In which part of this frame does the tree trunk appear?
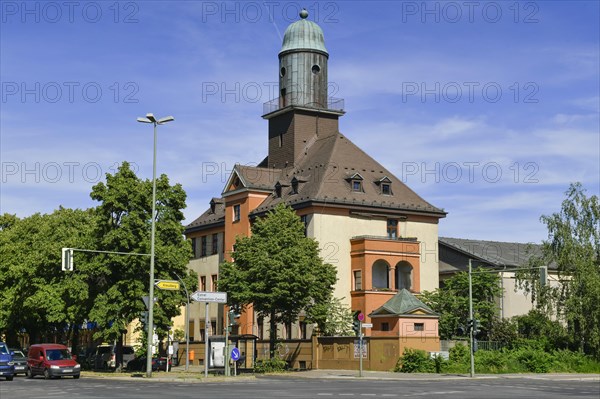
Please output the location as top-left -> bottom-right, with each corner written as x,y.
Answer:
269,311 -> 277,359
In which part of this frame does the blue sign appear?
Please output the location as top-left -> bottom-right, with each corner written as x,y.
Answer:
231,347 -> 240,361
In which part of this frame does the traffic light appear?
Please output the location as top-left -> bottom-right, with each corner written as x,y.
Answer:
140,311 -> 149,326
467,319 -> 474,332
352,310 -> 361,336
228,305 -> 241,326
473,319 -> 481,336
61,248 -> 73,271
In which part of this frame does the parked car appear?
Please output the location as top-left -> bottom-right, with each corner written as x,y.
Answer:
0,342 -> 14,381
92,344 -> 136,370
26,344 -> 80,379
126,356 -> 171,372
9,348 -> 27,376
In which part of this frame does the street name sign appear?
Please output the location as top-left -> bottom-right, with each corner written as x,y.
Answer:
191,291 -> 227,303
362,323 -> 373,328
155,280 -> 180,290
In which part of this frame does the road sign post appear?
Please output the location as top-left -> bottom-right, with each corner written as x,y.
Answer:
190,291 -> 228,377
231,347 -> 240,377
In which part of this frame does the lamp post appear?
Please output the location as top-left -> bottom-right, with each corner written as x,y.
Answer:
137,113 -> 174,377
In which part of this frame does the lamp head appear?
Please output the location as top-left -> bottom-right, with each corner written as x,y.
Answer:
158,116 -> 175,124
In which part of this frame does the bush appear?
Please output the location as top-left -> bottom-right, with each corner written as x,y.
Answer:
254,357 -> 287,373
475,350 -> 507,373
394,348 -> 434,373
513,348 -> 555,373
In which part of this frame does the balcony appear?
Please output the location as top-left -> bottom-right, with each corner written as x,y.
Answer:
350,236 -> 420,256
263,97 -> 345,115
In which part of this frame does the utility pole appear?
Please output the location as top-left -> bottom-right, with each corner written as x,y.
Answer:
468,259 -> 475,378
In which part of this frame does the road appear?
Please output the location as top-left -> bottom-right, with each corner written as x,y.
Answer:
2,375 -> 599,399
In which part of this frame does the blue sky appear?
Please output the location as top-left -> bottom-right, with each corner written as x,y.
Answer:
1,0 -> 599,244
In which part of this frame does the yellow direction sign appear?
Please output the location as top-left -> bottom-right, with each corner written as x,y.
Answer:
155,280 -> 180,290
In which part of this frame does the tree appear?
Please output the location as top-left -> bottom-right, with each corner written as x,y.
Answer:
518,183 -> 600,358
421,269 -> 502,340
0,208 -> 97,347
218,204 -> 337,356
307,296 -> 354,336
88,162 -> 195,365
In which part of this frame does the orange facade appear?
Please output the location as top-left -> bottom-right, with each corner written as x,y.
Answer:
349,237 -> 421,334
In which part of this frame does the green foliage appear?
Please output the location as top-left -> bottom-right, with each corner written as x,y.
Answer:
254,357 -> 288,373
394,348 -> 434,373
489,317 -> 518,347
89,162 -> 195,344
421,270 -> 501,340
306,296 -> 354,336
516,183 -> 600,359
218,204 -> 337,356
449,342 -> 469,363
0,162 -> 195,351
513,310 -> 569,351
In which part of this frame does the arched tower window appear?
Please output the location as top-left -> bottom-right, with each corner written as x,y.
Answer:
372,260 -> 390,289
396,261 -> 413,290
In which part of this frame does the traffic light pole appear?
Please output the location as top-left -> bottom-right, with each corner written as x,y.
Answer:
467,260 -> 549,378
359,322 -> 363,378
468,260 -> 475,378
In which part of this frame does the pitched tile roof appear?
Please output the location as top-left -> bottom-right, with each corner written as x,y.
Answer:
439,237 -> 553,273
252,132 -> 446,217
369,289 -> 438,317
185,132 -> 446,233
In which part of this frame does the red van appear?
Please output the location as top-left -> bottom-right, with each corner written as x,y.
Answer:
26,344 -> 80,379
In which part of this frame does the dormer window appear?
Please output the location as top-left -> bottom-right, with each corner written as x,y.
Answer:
346,173 -> 364,193
376,176 -> 393,195
382,183 -> 391,195
291,177 -> 299,195
275,182 -> 282,198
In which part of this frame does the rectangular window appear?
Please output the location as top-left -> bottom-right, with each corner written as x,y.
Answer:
300,215 -> 308,236
211,274 -> 218,291
414,323 -> 424,332
285,322 -> 292,340
257,317 -> 264,340
200,276 -> 206,291
233,204 -> 241,222
381,322 -> 390,332
353,270 -> 362,291
387,219 -> 398,239
201,236 -> 207,257
300,321 -> 308,340
382,183 -> 391,195
352,180 -> 362,192
191,238 -> 197,258
212,233 -> 218,254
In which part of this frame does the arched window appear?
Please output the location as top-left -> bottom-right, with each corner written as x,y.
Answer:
372,260 -> 390,289
396,261 -> 413,290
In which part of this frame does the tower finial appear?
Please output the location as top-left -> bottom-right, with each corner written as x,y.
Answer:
299,9 -> 308,19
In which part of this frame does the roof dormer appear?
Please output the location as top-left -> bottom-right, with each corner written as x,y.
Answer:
375,176 -> 393,195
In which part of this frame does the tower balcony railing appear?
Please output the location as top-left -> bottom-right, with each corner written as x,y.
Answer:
263,97 -> 345,115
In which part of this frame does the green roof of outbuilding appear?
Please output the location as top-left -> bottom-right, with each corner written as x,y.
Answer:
280,11 -> 328,56
370,289 -> 438,317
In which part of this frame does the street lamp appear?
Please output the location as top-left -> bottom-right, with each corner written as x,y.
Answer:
137,113 -> 174,377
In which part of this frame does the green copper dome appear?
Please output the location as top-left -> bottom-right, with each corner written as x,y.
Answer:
279,10 -> 328,56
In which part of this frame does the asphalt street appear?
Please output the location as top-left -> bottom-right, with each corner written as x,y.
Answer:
2,374 -> 599,399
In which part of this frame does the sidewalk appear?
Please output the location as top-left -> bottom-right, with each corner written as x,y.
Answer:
82,365 -> 600,383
